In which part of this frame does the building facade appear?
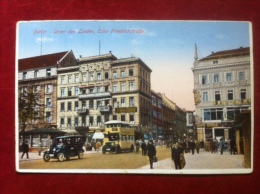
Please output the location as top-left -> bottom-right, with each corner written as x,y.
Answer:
57,52 -> 152,138
192,46 -> 251,142
151,90 -> 163,140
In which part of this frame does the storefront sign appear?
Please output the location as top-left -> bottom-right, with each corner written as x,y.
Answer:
115,107 -> 137,113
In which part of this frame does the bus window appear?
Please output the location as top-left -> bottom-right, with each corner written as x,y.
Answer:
108,133 -> 119,141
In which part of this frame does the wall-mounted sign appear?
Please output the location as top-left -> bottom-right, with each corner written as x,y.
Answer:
115,107 -> 137,113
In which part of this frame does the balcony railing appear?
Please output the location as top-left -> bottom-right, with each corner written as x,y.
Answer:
76,108 -> 89,115
78,92 -> 111,99
212,99 -> 251,106
98,105 -> 111,113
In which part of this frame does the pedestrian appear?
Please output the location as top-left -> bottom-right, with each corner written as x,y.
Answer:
210,140 -> 214,153
219,138 -> 224,155
200,139 -> 205,152
190,140 -> 195,155
135,139 -> 140,153
147,139 -> 156,169
195,140 -> 200,154
230,138 -> 236,155
96,141 -> 101,152
21,141 -> 29,159
141,140 -> 147,156
37,140 -> 42,156
171,142 -> 183,170
213,138 -> 219,153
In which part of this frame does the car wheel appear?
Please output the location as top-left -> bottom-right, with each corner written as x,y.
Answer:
58,153 -> 65,162
43,153 -> 50,162
78,150 -> 84,159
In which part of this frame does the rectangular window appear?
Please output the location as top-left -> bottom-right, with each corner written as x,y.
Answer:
121,83 -> 126,92
82,116 -> 86,126
97,116 -> 101,126
129,97 -> 134,106
214,74 -> 219,83
34,70 -> 39,78
240,89 -> 246,100
68,75 -> 72,83
121,70 -> 125,78
75,87 -> 79,95
97,100 -> 102,108
202,75 -> 207,85
82,73 -> 87,82
82,101 -> 86,109
113,98 -> 117,107
121,115 -> 126,121
23,72 -> 27,79
75,101 -> 79,110
46,84 -> 52,93
105,72 -> 109,79
113,84 -> 117,92
61,88 -> 65,97
239,72 -> 245,80
81,88 -> 86,94
215,91 -> 221,101
113,71 -> 117,78
68,118 -> 71,128
202,92 -> 208,102
60,102 -> 65,112
90,73 -> 94,81
89,88 -> 94,93
75,74 -> 79,83
46,112 -> 51,123
129,82 -> 134,91
68,88 -> 72,96
46,68 -> 51,77
97,72 -> 102,80
228,90 -> 233,100
75,117 -> 78,127
46,98 -> 52,108
129,69 -> 134,76
89,116 -> 93,126
105,86 -> 109,92
60,118 -> 64,127
121,98 -> 126,107
130,115 -> 134,124
97,86 -> 102,93
61,76 -> 66,84
226,73 -> 232,82
89,100 -> 94,109
68,102 -> 72,111
204,108 -> 223,121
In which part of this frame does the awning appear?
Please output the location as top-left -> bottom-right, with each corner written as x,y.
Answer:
80,85 -> 94,88
20,128 -> 66,135
92,132 -> 104,139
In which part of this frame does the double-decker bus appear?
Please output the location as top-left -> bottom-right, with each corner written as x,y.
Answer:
102,120 -> 135,154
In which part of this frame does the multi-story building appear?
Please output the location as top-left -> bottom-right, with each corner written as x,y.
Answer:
192,46 -> 251,142
18,50 -> 77,147
151,90 -> 163,140
185,110 -> 195,138
57,52 -> 152,138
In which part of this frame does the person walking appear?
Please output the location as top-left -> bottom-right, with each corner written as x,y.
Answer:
21,141 -> 29,159
37,140 -> 42,156
230,138 -> 236,155
190,140 -> 195,155
171,142 -> 183,170
219,138 -> 224,155
213,138 -> 219,153
195,140 -> 200,154
147,139 -> 156,169
200,139 -> 205,153
96,141 -> 101,152
135,139 -> 140,154
141,140 -> 147,156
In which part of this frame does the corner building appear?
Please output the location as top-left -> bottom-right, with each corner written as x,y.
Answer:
192,46 -> 251,142
57,52 -> 152,137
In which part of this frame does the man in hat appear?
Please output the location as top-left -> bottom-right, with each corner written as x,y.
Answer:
147,139 -> 156,169
171,142 -> 183,170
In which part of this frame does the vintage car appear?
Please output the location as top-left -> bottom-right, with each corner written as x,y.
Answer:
43,135 -> 85,162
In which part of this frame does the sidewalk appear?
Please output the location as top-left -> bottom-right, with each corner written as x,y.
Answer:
140,151 -> 245,169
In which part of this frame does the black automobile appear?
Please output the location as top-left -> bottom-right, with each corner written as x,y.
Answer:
43,135 -> 85,162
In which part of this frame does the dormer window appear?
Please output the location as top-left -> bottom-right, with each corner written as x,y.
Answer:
47,68 -> 51,77
213,60 -> 218,64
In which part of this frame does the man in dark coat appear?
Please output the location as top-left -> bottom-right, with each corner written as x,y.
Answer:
230,138 -> 236,155
21,141 -> 29,159
171,142 -> 183,170
141,141 -> 147,156
147,140 -> 156,169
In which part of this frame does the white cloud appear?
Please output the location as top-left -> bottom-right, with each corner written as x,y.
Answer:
215,34 -> 228,40
35,37 -> 54,43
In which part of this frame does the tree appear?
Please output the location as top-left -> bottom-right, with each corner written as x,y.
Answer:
18,85 -> 45,132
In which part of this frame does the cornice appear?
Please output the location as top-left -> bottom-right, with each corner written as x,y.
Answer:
192,62 -> 250,71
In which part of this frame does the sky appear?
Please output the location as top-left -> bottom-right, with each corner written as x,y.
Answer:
17,21 -> 251,111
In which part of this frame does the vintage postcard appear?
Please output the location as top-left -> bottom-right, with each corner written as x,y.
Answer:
16,20 -> 253,174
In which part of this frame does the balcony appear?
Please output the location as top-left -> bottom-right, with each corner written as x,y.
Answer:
76,108 -> 89,115
98,105 -> 111,113
78,92 -> 112,100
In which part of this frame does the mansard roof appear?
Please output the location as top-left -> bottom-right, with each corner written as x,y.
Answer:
19,51 -> 68,71
199,47 -> 250,61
